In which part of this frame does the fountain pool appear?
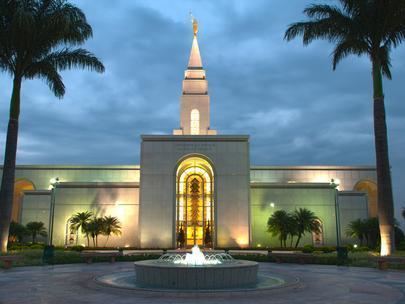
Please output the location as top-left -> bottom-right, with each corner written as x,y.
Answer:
134,245 -> 258,289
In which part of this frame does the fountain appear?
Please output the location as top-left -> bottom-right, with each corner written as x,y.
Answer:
134,245 -> 258,290
96,246 -> 294,292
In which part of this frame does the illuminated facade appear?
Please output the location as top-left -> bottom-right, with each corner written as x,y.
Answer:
0,19 -> 377,249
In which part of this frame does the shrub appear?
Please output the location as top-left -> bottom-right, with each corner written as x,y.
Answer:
302,245 -> 314,253
29,244 -> 45,250
70,245 -> 85,252
320,246 -> 336,253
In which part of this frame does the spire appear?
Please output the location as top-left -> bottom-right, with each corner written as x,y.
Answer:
188,17 -> 203,69
173,16 -> 217,136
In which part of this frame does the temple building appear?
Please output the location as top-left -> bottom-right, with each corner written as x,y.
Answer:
1,19 -> 377,249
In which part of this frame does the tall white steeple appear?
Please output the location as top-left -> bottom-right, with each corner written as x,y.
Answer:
173,17 -> 217,135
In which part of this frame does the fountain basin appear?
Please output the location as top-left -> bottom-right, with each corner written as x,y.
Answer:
134,260 -> 258,290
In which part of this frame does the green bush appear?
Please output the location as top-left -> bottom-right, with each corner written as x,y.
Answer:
70,245 -> 85,252
302,245 -> 314,253
7,243 -> 30,251
29,244 -> 45,250
319,246 -> 336,253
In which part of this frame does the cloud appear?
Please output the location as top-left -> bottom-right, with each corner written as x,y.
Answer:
0,0 -> 404,219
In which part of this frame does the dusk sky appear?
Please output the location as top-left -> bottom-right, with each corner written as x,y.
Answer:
0,0 -> 404,220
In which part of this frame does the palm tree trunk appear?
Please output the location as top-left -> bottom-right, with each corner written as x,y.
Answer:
86,234 -> 90,247
295,234 -> 302,248
0,77 -> 22,254
104,235 -> 110,247
372,59 -> 395,256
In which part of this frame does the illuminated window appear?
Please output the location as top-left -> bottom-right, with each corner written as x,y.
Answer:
190,109 -> 200,135
176,157 -> 214,248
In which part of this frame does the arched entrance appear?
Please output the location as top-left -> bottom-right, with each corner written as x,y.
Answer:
176,156 -> 214,248
354,180 -> 377,217
13,179 -> 35,222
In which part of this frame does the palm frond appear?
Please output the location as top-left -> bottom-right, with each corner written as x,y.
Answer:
378,45 -> 392,79
285,4 -> 353,45
332,38 -> 369,69
42,48 -> 105,73
25,60 -> 65,97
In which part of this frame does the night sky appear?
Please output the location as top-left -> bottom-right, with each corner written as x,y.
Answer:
0,0 -> 404,221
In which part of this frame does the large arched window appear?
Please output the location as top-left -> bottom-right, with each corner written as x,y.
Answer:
13,179 -> 35,222
176,156 -> 214,248
354,180 -> 378,217
190,109 -> 200,135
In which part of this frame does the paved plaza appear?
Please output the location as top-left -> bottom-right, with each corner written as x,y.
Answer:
0,262 -> 404,304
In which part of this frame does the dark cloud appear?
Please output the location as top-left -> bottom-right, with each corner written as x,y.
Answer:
0,0 -> 404,220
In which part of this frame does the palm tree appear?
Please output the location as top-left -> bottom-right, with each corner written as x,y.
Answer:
70,211 -> 93,247
0,0 -> 105,253
293,208 -> 320,248
102,216 -> 121,247
267,210 -> 293,248
87,217 -> 104,247
8,221 -> 27,243
25,221 -> 47,243
346,218 -> 367,245
284,0 -> 403,256
365,217 -> 380,248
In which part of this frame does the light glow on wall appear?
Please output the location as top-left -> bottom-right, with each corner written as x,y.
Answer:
236,236 -> 249,248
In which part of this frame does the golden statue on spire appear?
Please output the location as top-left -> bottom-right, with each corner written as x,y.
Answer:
190,13 -> 198,36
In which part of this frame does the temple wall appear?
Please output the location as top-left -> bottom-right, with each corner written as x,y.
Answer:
50,183 -> 139,247
139,135 -> 250,249
20,191 -> 52,243
0,166 -> 140,190
338,192 -> 369,245
250,166 -> 376,191
251,184 -> 338,248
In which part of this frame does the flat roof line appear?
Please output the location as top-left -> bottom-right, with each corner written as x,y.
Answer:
250,165 -> 376,171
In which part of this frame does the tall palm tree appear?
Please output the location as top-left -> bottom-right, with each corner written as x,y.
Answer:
26,221 -> 47,243
102,216 -> 121,247
0,0 -> 104,253
293,208 -> 320,248
284,0 -> 404,256
70,211 -> 93,247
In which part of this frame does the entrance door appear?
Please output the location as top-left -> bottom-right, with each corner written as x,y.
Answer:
176,157 -> 214,248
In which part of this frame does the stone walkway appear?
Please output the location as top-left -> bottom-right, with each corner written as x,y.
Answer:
0,262 -> 404,303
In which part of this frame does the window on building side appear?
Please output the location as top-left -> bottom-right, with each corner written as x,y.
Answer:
190,109 -> 200,135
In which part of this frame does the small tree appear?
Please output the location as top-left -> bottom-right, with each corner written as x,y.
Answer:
70,211 -> 93,247
25,222 -> 47,243
293,208 -> 320,248
346,219 -> 367,246
86,217 -> 104,247
267,210 -> 293,248
102,216 -> 121,246
8,221 -> 27,243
